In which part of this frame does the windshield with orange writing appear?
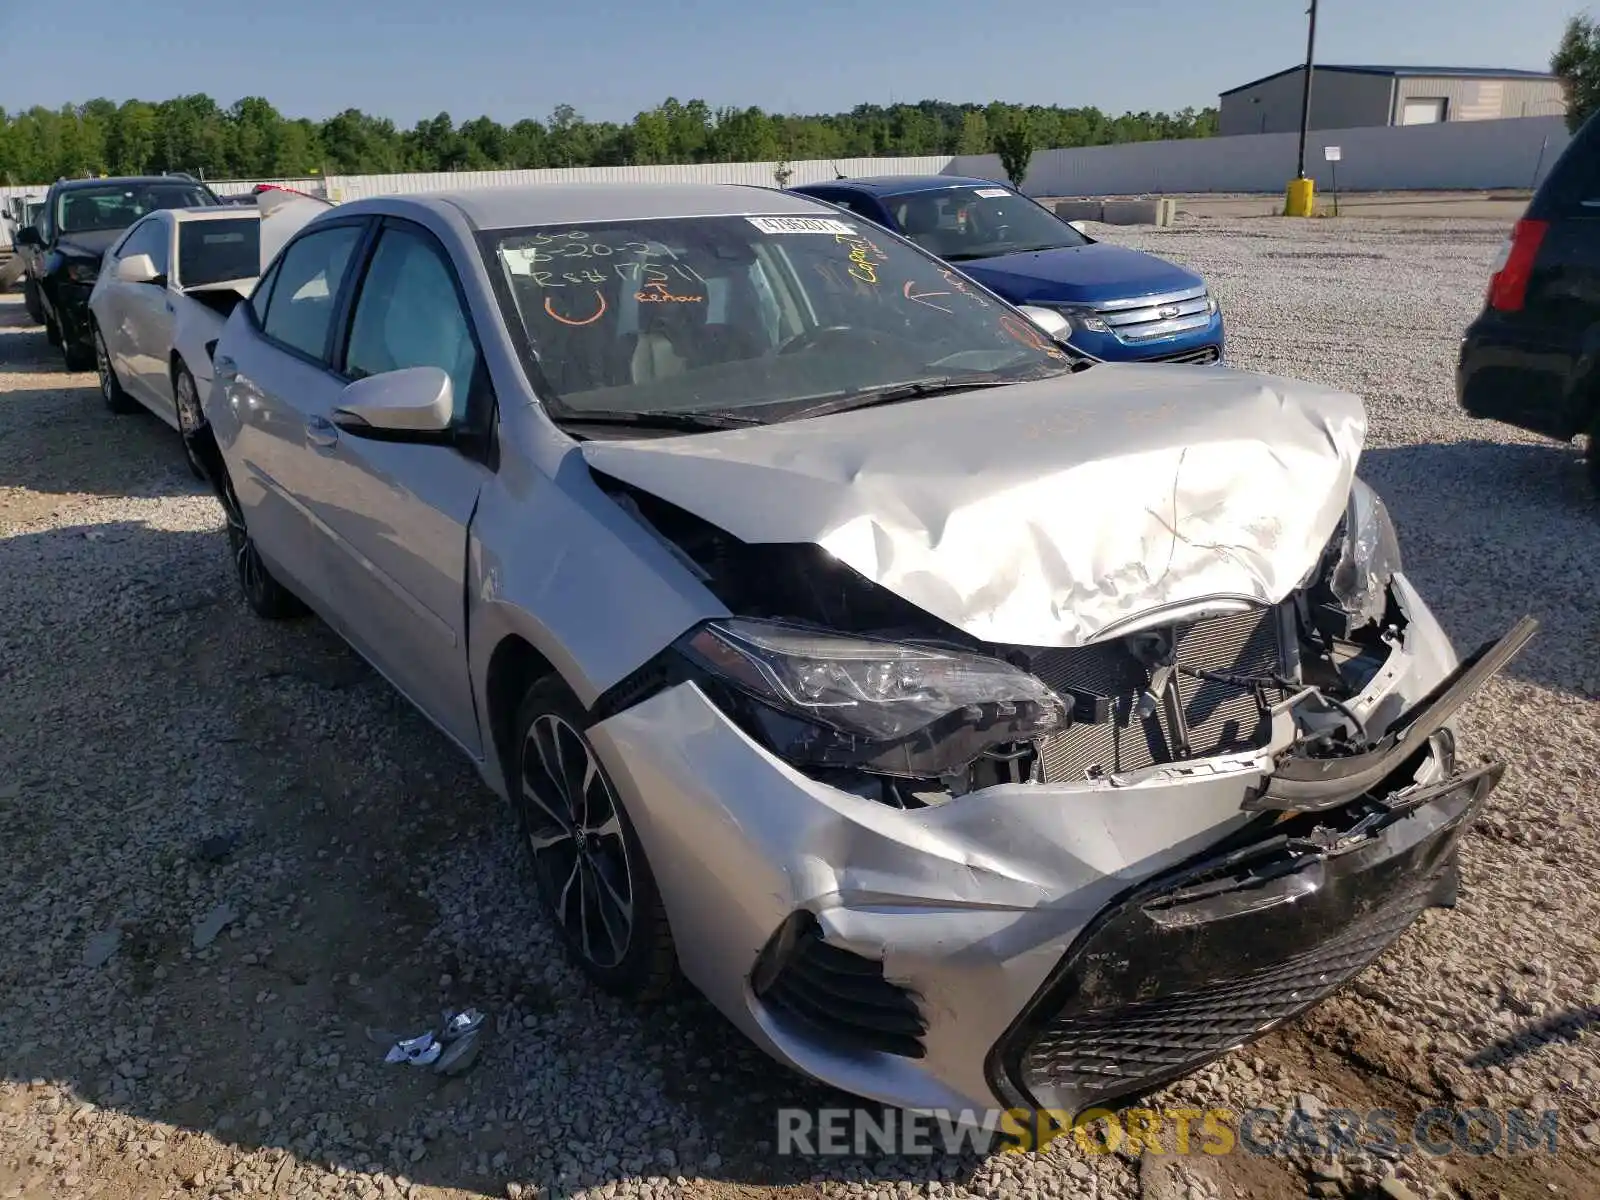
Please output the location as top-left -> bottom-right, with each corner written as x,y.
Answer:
489,214 -> 1068,418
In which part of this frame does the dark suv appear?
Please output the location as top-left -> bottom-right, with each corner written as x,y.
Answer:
14,175 -> 219,369
1457,110 -> 1600,494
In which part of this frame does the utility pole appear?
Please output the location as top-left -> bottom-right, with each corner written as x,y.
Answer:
1285,0 -> 1320,215
1295,0 -> 1319,179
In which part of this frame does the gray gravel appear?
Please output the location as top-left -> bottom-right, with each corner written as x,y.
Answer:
1,213 -> 1598,1200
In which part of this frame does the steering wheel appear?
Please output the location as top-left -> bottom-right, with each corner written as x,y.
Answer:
778,325 -> 856,355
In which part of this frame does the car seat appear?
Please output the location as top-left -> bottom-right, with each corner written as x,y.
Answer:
898,201 -> 945,253
62,195 -> 99,232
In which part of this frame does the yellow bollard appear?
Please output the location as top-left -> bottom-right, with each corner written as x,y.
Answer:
1284,177 -> 1316,217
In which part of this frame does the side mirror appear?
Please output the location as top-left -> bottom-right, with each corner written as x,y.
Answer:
332,366 -> 454,441
116,253 -> 161,284
13,226 -> 41,248
1016,305 -> 1072,342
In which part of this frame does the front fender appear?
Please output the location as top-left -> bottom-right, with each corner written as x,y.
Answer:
465,449 -> 729,793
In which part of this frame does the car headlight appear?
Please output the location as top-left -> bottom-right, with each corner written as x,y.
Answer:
63,260 -> 99,284
674,618 -> 1067,776
1049,304 -> 1111,334
1317,478 -> 1403,628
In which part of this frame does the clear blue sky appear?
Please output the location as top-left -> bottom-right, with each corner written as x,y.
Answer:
0,0 -> 1582,126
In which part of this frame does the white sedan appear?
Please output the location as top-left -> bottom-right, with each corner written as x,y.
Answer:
87,190 -> 329,476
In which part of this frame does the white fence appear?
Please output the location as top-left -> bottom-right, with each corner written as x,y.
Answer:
0,115 -> 1569,249
956,115 -> 1569,196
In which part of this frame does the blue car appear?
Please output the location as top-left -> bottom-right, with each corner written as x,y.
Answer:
788,176 -> 1225,364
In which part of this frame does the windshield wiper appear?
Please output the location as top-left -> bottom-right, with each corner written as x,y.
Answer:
551,408 -> 763,433
778,377 -> 1015,422
946,242 -> 1072,261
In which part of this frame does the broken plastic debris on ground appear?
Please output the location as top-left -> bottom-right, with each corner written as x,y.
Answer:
371,1007 -> 486,1076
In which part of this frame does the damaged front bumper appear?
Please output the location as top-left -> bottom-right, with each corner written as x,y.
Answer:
585,606 -> 1534,1117
989,760 -> 1499,1114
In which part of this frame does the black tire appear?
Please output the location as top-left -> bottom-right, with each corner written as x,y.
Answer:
43,308 -> 60,346
215,459 -> 307,620
172,360 -> 208,480
94,325 -> 141,415
22,277 -> 42,325
511,676 -> 676,1001
62,326 -> 93,372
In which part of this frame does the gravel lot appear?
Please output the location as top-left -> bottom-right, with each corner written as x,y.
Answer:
1,214 -> 1597,1200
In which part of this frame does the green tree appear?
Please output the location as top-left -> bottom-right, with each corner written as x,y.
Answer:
0,92 -> 1220,183
1553,13 -> 1600,131
993,112 -> 1034,188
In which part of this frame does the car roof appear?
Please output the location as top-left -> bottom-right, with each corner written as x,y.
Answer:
799,175 -> 1009,196
330,183 -> 838,232
51,176 -> 213,193
167,206 -> 260,224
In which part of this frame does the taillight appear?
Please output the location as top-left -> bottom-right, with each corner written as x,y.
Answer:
1486,218 -> 1548,312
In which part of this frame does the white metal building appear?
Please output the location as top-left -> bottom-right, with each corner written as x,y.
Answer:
1219,65 -> 1567,137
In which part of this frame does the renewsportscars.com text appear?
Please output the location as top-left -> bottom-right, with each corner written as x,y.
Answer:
776,1105 -> 1564,1158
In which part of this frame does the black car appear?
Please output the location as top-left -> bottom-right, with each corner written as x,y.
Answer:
1457,110 -> 1600,494
14,176 -> 220,369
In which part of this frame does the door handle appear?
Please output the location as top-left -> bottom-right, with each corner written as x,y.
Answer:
305,415 -> 339,448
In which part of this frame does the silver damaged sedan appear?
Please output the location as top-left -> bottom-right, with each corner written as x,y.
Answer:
192,183 -> 1536,1119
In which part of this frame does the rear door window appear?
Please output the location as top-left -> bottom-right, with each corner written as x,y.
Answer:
178,218 -> 261,287
1537,113 -> 1600,215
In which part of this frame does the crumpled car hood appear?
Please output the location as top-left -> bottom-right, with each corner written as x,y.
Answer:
579,364 -> 1366,648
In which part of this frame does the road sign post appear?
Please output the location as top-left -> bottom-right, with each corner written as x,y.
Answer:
1324,145 -> 1342,216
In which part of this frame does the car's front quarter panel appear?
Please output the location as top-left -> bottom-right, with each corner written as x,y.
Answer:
582,566 -> 1463,1115
588,679 -> 1263,1111
464,439 -> 733,794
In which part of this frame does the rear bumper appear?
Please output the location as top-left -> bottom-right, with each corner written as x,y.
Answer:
1456,315 -> 1589,441
987,760 -> 1499,1115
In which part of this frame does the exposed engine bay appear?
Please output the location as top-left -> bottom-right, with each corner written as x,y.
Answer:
593,471 -> 1429,811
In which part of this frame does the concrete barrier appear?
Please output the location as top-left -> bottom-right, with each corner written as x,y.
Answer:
1100,199 -> 1163,226
1052,199 -> 1104,222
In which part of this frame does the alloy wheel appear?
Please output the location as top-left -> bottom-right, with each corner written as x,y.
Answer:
219,474 -> 267,604
174,369 -> 208,479
517,714 -> 635,969
94,332 -> 114,402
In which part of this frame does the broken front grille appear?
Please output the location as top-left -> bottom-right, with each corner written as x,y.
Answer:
1009,864 -> 1446,1111
1027,606 -> 1284,781
757,915 -> 927,1059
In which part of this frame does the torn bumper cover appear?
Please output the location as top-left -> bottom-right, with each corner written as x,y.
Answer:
1248,615 -> 1538,811
586,612 -> 1533,1117
989,759 -> 1502,1115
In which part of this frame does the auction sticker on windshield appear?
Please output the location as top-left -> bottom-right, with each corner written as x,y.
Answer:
748,216 -> 857,235
973,188 -> 1010,198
